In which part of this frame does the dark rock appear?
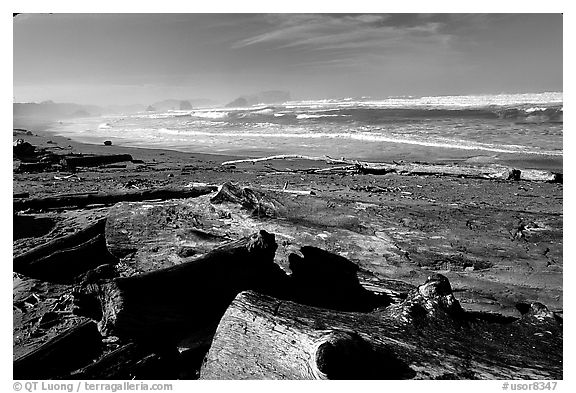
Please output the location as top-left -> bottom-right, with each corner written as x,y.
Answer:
13,139 -> 36,157
550,173 -> 563,183
103,140 -> 112,146
225,90 -> 291,107
71,109 -> 91,117
225,97 -> 249,108
179,100 -> 192,110
507,169 -> 521,181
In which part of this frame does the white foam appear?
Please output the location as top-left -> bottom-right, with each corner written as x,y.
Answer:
144,129 -> 560,156
190,111 -> 228,119
251,108 -> 274,115
525,107 -> 549,113
284,92 -> 563,111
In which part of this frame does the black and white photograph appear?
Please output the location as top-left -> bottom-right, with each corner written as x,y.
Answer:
11,8 -> 564,382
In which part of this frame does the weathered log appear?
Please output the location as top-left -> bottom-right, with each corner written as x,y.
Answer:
287,246 -> 389,311
14,162 -> 53,173
13,214 -> 55,240
14,234 -> 118,283
13,185 -> 217,211
200,275 -> 562,380
357,162 -> 562,182
14,218 -> 106,267
221,154 -> 353,166
13,320 -> 102,380
220,154 -> 561,183
60,154 -> 133,169
73,231 -> 289,345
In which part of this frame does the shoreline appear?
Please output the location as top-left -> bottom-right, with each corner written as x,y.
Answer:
15,116 -> 563,173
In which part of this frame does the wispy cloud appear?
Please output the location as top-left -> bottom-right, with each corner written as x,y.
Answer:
232,14 -> 452,53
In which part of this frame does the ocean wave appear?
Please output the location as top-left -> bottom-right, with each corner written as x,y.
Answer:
250,108 -> 274,115
98,122 -> 111,129
296,114 -> 344,119
190,111 -> 228,119
284,92 -> 562,112
150,129 -> 560,156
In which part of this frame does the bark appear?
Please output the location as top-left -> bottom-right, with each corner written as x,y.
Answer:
13,185 -> 217,211
13,320 -> 102,380
200,275 -> 562,380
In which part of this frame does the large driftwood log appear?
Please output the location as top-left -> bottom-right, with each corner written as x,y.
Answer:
357,162 -> 562,182
60,154 -> 133,169
13,185 -> 217,211
13,218 -> 116,283
200,275 -> 562,380
73,231 -> 288,345
13,320 -> 102,380
221,154 -> 353,166
15,162 -> 53,173
14,234 -> 118,283
14,219 -> 106,268
221,154 -> 561,182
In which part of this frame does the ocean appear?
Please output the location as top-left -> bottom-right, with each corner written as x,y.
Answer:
47,92 -> 563,170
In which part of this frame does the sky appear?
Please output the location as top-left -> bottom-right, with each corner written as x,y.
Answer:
13,13 -> 563,105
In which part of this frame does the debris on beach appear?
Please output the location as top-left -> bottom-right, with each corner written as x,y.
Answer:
13,174 -> 563,379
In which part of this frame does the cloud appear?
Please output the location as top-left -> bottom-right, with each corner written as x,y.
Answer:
232,14 -> 452,53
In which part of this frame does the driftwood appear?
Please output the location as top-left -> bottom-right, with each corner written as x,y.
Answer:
13,320 -> 102,380
221,154 -> 562,183
73,231 -> 288,345
221,154 -> 353,166
13,214 -> 55,240
13,185 -> 217,211
15,162 -> 53,173
103,182 -> 562,316
14,233 -> 118,283
358,162 -> 562,182
60,154 -> 133,169
200,276 -> 562,380
14,219 -> 106,269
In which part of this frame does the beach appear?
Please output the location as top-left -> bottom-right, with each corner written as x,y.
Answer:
13,119 -> 563,379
